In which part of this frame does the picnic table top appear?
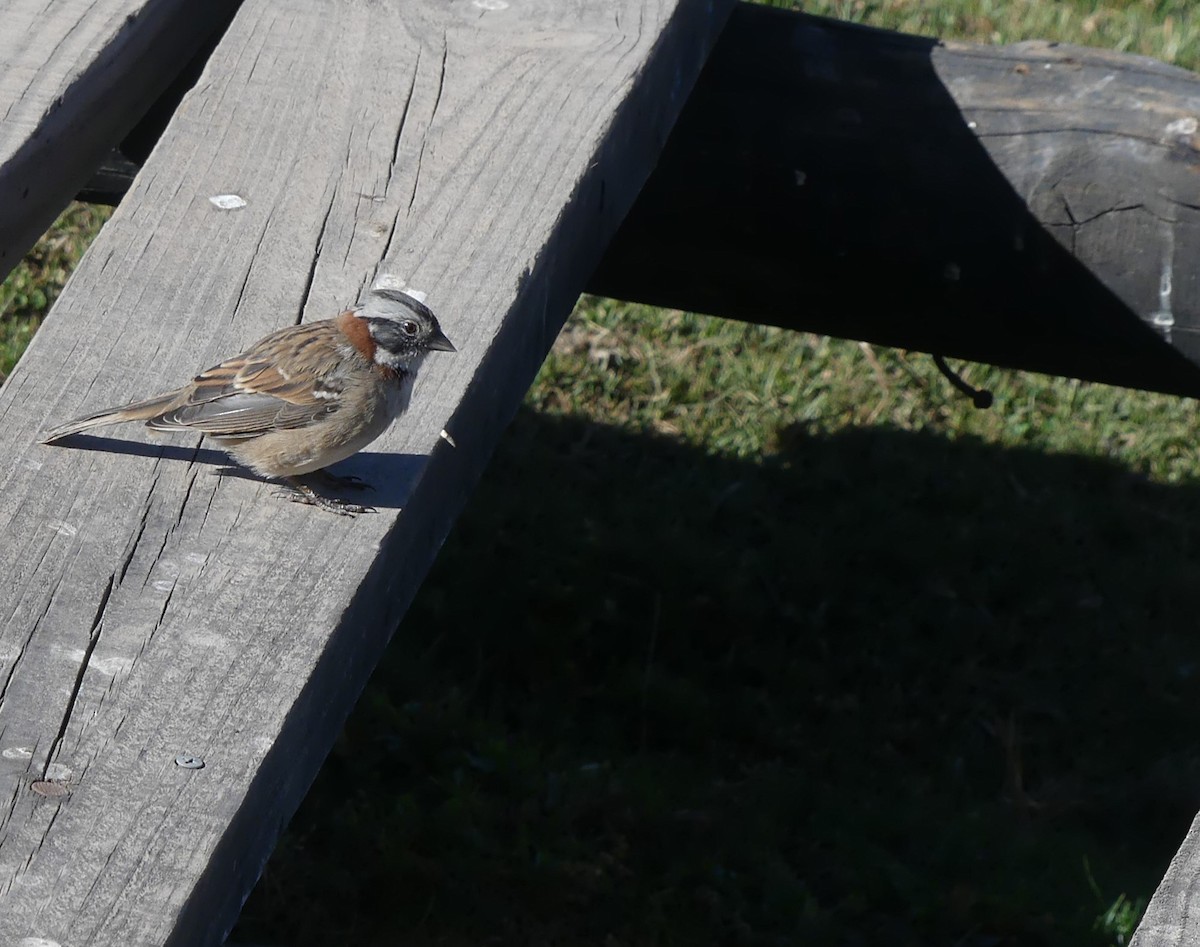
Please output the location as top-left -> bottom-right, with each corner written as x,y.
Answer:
0,0 -> 733,942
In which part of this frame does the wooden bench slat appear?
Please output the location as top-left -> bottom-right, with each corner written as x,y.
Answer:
1132,813 -> 1200,946
0,0 -> 731,942
0,0 -> 240,283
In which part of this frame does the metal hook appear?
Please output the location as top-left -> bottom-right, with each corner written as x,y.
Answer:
932,354 -> 993,409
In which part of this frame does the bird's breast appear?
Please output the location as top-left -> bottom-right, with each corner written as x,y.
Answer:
385,369 -> 415,419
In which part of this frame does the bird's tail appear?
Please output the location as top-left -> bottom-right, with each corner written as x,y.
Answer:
41,389 -> 187,443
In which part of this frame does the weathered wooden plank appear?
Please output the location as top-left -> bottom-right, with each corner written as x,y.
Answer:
1133,813 -> 1200,946
589,4 -> 1200,396
0,0 -> 239,282
0,0 -> 731,943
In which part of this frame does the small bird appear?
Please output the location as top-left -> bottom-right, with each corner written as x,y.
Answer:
42,287 -> 456,514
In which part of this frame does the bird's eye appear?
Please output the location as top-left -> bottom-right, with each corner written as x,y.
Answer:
401,320 -> 419,336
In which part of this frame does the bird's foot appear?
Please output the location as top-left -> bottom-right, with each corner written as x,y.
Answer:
277,478 -> 376,516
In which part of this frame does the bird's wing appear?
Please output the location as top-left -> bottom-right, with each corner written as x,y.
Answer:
147,322 -> 347,438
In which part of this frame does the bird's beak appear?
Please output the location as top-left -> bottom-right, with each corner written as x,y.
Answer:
429,328 -> 457,353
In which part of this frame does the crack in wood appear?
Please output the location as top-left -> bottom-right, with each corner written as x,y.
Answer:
117,504 -> 151,585
172,462 -> 202,528
150,584 -> 175,645
41,573 -> 112,781
36,9 -> 89,86
39,792 -> 64,842
0,777 -> 20,839
231,220 -> 272,325
1078,202 -> 1146,224
388,47 -> 421,193
296,193 -> 337,325
1163,195 -> 1200,212
975,126 -> 1166,147
406,36 -> 447,215
201,471 -> 221,528
0,571 -> 67,714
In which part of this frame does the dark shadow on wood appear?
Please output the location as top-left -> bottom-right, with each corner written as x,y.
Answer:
42,434 -> 425,510
42,433 -> 229,468
590,3 -> 1200,397
76,14 -> 238,206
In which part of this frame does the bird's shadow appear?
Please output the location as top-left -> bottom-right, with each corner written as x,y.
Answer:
44,434 -> 426,511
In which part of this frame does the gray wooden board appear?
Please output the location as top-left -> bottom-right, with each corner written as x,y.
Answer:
0,0 -> 240,283
0,0 -> 733,943
1134,813 -> 1200,944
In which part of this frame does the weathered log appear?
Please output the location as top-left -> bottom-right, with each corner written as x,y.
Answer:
588,4 -> 1200,397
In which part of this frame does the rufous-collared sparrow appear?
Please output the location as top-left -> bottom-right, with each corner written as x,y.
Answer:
42,287 -> 455,514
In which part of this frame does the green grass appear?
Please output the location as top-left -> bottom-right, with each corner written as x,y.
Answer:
0,203 -> 111,379
6,3 -> 1199,945
779,0 -> 1200,66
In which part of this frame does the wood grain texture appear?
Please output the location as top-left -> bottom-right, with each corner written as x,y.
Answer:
1133,812 -> 1200,946
0,0 -> 731,943
590,5 -> 1200,396
0,0 -> 239,282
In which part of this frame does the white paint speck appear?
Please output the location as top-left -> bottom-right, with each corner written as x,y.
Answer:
1166,116 -> 1198,136
794,169 -> 807,186
371,276 -> 427,305
473,0 -> 509,9
1151,288 -> 1175,329
209,194 -> 248,210
19,938 -> 63,947
186,629 -> 228,649
1149,224 -> 1176,341
62,647 -> 130,676
47,521 -> 77,537
44,763 -> 71,781
2,746 -> 33,760
373,273 -> 408,292
439,428 -> 458,448
91,654 -> 134,676
967,120 -> 978,130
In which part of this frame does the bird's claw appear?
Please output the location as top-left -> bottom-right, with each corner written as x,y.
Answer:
277,480 -> 377,516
